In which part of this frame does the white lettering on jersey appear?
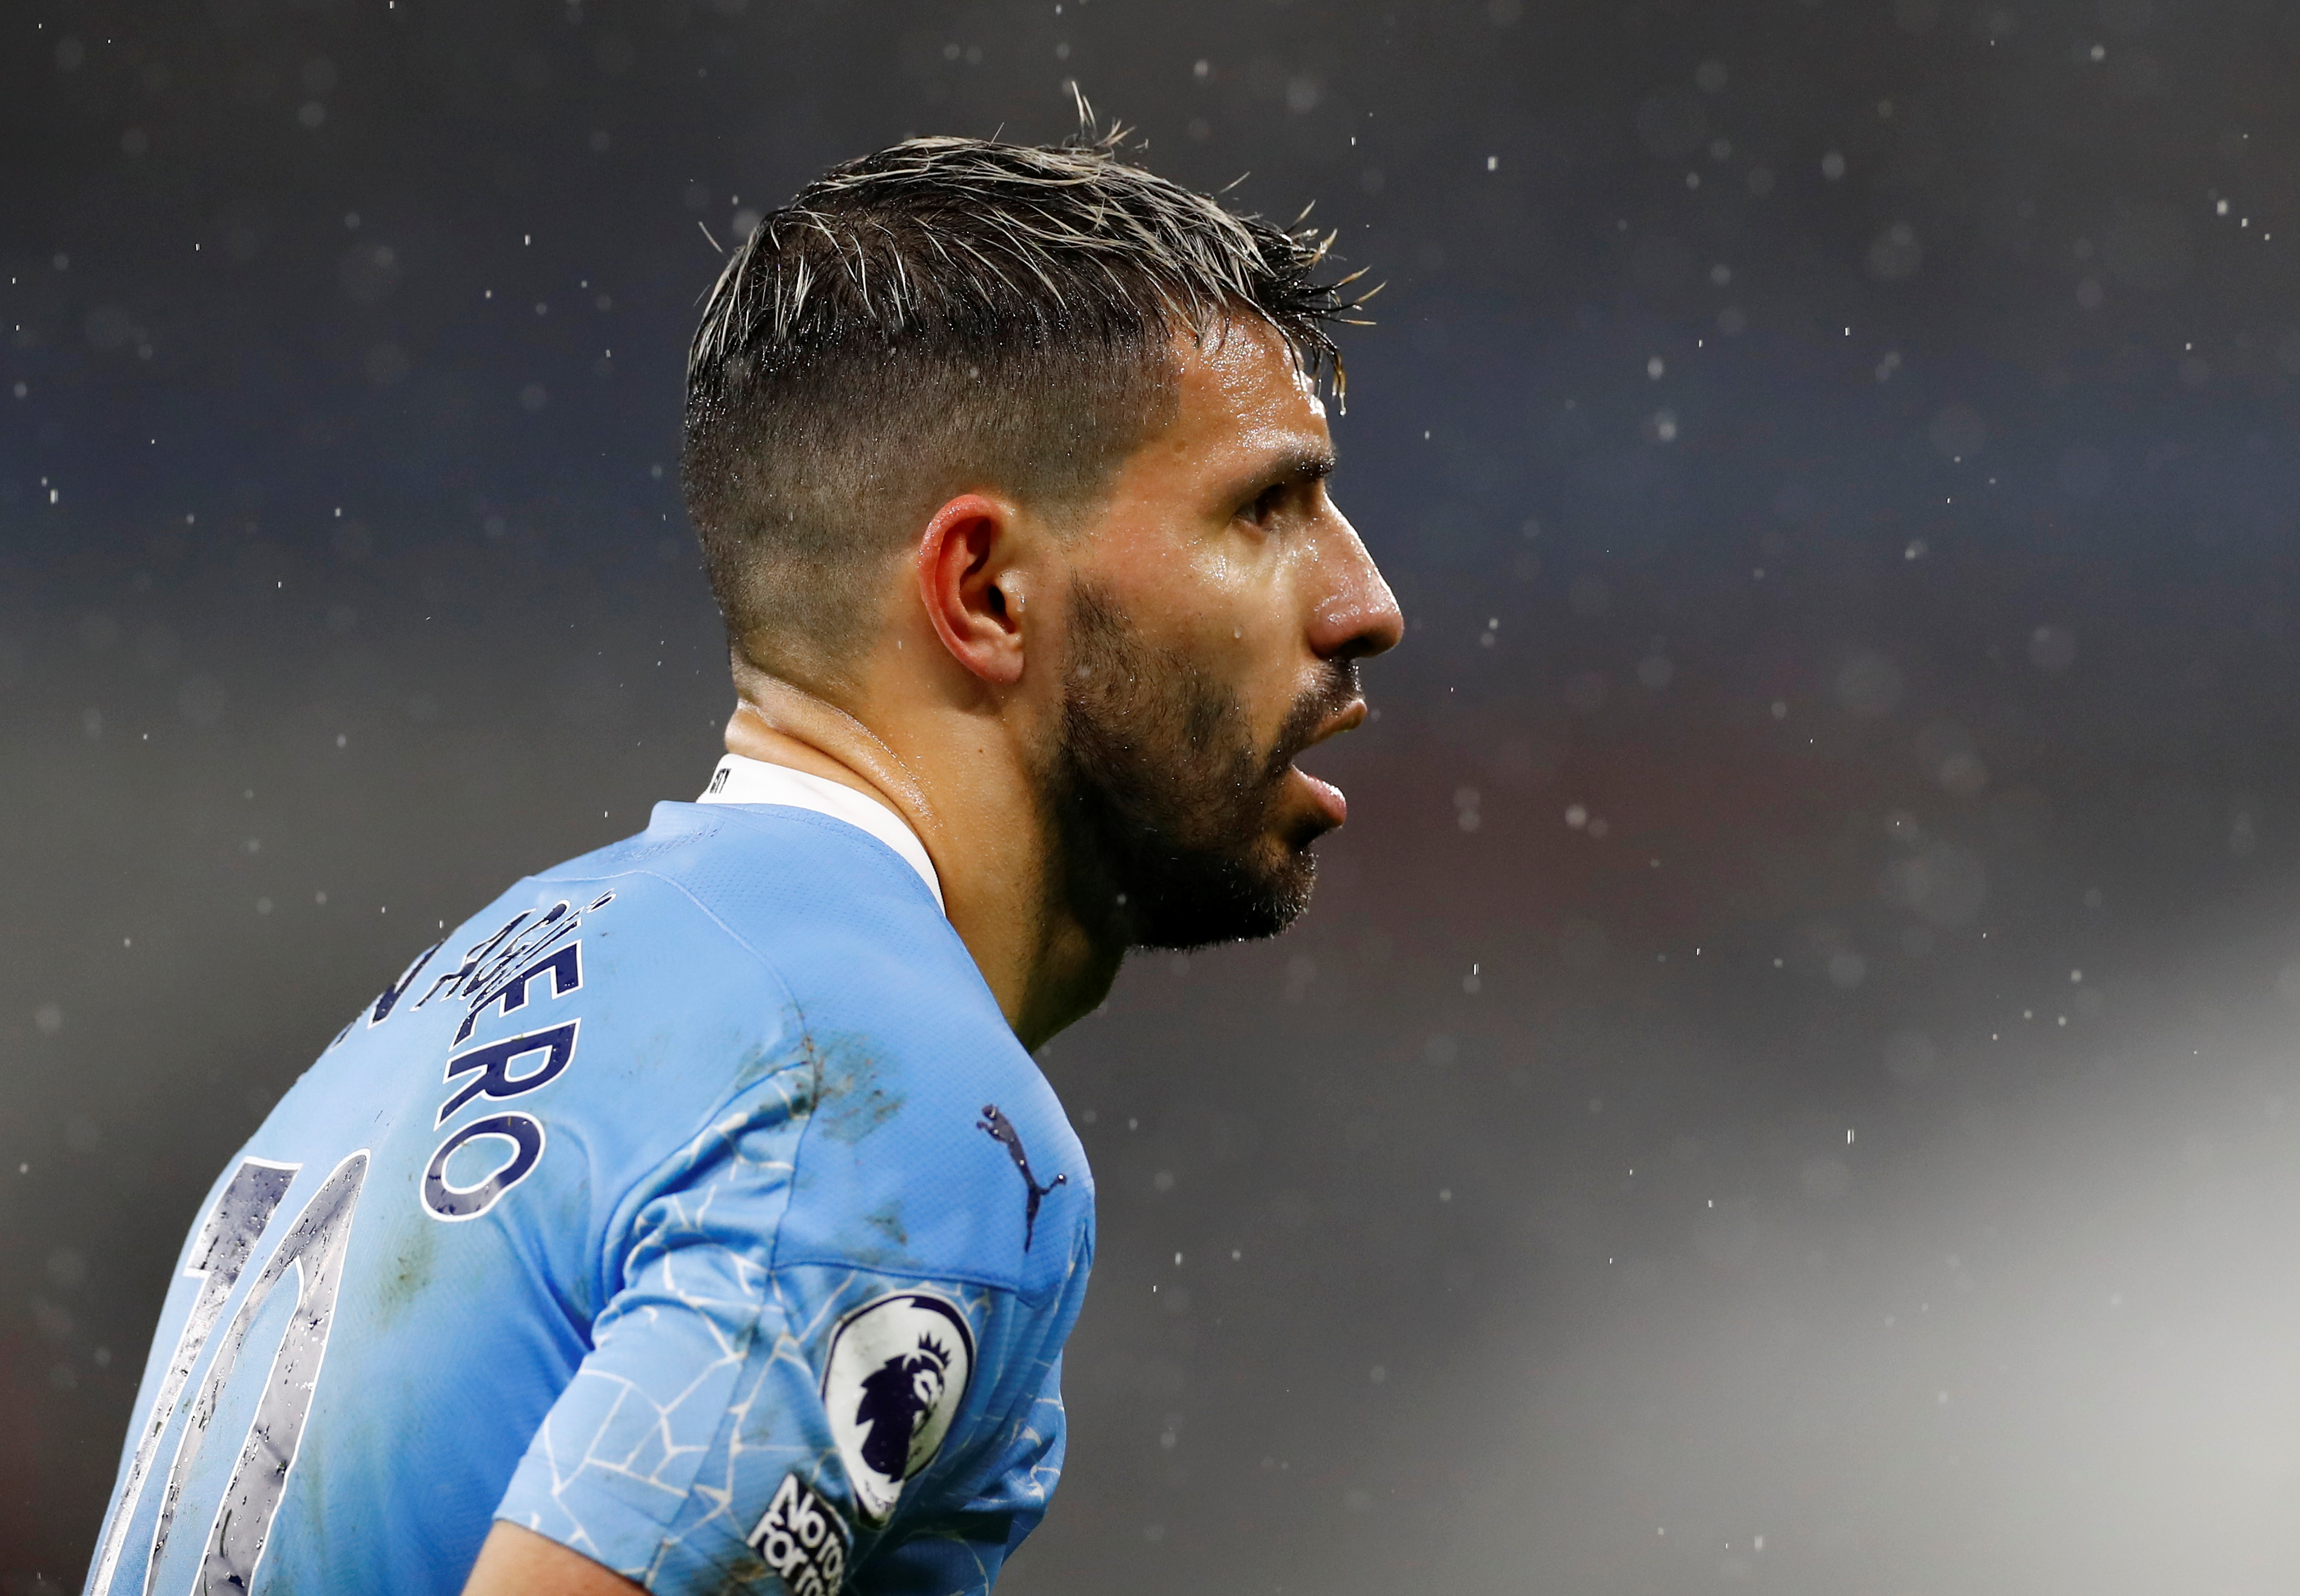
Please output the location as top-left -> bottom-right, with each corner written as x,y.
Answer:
747,1472 -> 850,1594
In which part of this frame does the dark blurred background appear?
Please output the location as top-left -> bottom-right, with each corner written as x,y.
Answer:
11,0 -> 2300,1589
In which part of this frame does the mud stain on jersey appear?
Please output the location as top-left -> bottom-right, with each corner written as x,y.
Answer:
372,1218 -> 439,1327
727,1025 -> 802,1095
807,1032 -> 904,1144
715,1552 -> 777,1595
860,1201 -> 908,1249
737,1385 -> 782,1453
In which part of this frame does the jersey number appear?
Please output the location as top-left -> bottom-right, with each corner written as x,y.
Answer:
88,1150 -> 370,1596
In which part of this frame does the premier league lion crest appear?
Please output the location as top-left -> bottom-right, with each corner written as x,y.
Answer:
820,1291 -> 976,1521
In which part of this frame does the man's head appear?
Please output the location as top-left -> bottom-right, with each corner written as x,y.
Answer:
686,133 -> 1401,961
683,132 -> 1355,691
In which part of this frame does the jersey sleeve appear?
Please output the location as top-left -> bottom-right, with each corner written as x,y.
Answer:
490,1067 -> 1058,1594
853,1352 -> 1070,1595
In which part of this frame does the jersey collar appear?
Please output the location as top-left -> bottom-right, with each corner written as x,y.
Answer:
696,753 -> 945,913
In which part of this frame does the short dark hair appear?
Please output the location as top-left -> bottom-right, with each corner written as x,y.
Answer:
680,129 -> 1363,689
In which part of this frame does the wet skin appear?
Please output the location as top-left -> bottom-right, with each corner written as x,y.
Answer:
913,312 -> 1406,1039
1061,314 -> 1403,859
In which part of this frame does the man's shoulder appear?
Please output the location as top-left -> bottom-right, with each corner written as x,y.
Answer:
521,803 -> 1088,1296
516,799 -> 1001,1064
324,799 -> 1004,1176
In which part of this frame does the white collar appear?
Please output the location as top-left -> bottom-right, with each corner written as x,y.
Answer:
696,753 -> 944,912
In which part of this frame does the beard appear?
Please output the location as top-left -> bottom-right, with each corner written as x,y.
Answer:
1043,577 -> 1361,951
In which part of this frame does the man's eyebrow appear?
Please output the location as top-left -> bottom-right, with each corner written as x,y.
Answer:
1225,443 -> 1337,502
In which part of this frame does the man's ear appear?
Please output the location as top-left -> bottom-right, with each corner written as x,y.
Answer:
916,492 -> 1030,686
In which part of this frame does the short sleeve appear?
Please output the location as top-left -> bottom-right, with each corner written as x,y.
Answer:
491,1090 -> 1035,1594
854,1351 -> 1069,1595
493,1229 -> 822,1589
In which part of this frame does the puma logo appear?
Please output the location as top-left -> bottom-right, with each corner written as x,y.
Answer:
976,1104 -> 1067,1252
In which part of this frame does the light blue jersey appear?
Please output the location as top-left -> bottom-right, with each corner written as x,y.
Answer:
87,759 -> 1095,1595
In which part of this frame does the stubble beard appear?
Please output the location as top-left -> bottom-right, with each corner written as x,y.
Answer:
1043,577 -> 1360,952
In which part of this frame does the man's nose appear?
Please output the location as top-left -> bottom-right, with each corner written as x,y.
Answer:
1307,509 -> 1406,663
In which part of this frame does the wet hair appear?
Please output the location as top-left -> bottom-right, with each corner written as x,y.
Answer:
680,126 -> 1364,689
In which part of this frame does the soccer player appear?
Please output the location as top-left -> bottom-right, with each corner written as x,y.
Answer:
85,132 -> 1401,1595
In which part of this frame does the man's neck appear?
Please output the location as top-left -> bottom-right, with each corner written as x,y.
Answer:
722,663 -> 1121,1048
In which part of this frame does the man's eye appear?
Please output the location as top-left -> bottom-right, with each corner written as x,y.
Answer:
1246,485 -> 1286,525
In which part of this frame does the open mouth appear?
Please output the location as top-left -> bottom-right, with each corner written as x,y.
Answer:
1290,764 -> 1349,827
1284,698 -> 1367,828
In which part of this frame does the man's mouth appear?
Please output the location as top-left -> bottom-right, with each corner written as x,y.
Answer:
1284,697 -> 1368,828
1290,765 -> 1349,827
